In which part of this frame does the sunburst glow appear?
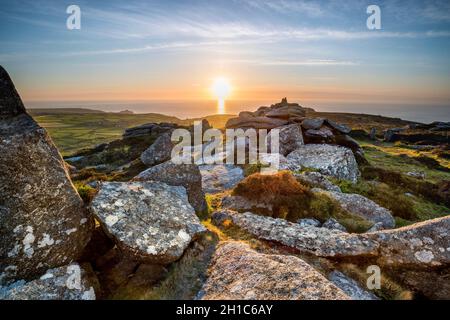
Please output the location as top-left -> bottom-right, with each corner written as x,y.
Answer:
212,77 -> 231,100
211,77 -> 231,114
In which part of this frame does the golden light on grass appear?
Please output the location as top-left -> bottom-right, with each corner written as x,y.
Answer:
211,77 -> 231,114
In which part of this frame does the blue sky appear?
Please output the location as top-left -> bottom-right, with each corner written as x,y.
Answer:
0,0 -> 449,110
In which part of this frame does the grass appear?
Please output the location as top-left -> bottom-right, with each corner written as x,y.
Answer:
33,111 -> 234,156
333,170 -> 449,225
232,171 -> 373,232
75,183 -> 97,204
359,140 -> 450,183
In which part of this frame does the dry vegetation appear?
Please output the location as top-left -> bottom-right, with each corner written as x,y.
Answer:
232,171 -> 373,232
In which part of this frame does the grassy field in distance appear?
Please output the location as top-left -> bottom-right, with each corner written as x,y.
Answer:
29,109 -> 235,156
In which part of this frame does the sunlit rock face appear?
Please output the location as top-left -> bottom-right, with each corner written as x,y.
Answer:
0,66 -> 93,285
0,263 -> 97,300
199,241 -> 350,300
90,181 -> 206,264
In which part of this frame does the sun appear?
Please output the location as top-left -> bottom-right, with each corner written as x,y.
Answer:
211,77 -> 231,100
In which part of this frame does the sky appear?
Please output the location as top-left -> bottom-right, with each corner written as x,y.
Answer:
0,0 -> 450,117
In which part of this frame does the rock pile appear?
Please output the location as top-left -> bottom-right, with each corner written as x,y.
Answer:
225,98 -> 366,165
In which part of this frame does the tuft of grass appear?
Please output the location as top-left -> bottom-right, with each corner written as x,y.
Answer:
204,193 -> 223,216
75,183 -> 97,204
232,171 -> 312,220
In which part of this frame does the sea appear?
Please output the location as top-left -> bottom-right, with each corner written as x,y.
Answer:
25,100 -> 450,124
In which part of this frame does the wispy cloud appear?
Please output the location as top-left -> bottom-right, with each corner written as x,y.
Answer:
222,58 -> 359,66
239,0 -> 324,16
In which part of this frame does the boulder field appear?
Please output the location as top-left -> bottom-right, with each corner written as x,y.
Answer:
1,66 -> 449,300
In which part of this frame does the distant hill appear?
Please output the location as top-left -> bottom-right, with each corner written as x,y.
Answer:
29,107 -> 423,156
28,108 -> 106,115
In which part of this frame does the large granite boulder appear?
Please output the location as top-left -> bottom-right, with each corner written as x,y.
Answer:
266,123 -> 304,156
225,116 -> 288,130
0,66 -> 92,285
304,127 -> 334,142
90,182 -> 206,264
140,132 -> 174,166
211,211 -> 379,258
226,210 -> 450,270
133,160 -> 207,213
199,241 -> 349,300
0,263 -> 97,300
286,144 -> 360,183
315,190 -> 395,229
199,164 -> 244,194
366,215 -> 450,298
